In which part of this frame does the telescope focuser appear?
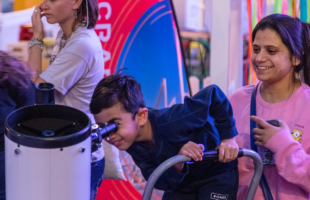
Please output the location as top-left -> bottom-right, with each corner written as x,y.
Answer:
91,123 -> 118,152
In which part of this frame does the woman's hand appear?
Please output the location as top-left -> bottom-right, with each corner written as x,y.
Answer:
251,116 -> 289,146
216,137 -> 239,162
31,5 -> 45,40
174,141 -> 204,172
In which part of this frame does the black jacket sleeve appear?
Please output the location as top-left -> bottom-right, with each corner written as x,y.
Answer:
156,84 -> 238,140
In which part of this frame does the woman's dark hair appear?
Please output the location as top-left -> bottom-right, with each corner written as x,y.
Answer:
77,0 -> 99,29
0,51 -> 33,90
90,72 -> 146,119
252,14 -> 310,85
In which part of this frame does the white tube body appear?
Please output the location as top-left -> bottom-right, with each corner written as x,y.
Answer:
5,135 -> 91,200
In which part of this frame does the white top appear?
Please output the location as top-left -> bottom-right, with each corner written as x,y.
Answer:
40,27 -> 104,161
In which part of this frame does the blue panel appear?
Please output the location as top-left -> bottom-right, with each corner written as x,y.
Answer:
116,0 -> 190,109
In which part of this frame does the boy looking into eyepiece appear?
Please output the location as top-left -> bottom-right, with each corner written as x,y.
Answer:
90,73 -> 239,200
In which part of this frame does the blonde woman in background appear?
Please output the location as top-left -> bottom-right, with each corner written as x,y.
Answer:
27,0 -> 104,199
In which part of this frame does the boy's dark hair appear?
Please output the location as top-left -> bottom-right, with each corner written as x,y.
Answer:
90,73 -> 146,119
252,14 -> 310,85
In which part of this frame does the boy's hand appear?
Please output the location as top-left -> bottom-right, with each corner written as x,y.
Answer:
174,141 -> 204,172
216,137 -> 238,163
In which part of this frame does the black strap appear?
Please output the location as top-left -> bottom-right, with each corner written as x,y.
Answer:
250,84 -> 274,200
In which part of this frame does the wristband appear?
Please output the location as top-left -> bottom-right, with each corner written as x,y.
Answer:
28,37 -> 45,51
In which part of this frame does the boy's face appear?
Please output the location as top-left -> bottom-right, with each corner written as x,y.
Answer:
93,102 -> 144,151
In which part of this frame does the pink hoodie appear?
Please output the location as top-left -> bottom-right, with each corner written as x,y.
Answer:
229,82 -> 310,200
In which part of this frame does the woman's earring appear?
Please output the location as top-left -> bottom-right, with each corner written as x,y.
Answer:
107,137 -> 110,141
86,0 -> 89,28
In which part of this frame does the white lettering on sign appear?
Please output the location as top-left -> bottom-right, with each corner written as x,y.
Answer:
95,1 -> 112,68
95,24 -> 111,42
102,49 -> 111,63
98,2 -> 112,20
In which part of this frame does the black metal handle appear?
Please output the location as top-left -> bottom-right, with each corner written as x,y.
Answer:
190,148 -> 244,162
204,148 -> 243,158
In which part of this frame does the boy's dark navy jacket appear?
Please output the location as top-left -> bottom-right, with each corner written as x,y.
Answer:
126,85 -> 238,192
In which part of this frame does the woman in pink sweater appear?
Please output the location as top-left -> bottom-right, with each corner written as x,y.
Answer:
229,14 -> 310,200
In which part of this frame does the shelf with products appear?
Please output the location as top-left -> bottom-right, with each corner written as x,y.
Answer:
180,31 -> 211,89
180,31 -> 251,88
180,31 -> 210,40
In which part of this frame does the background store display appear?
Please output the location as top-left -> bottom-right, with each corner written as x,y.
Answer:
6,22 -> 55,71
1,0 -> 13,13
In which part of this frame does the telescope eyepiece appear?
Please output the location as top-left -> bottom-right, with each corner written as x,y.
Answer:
91,123 -> 118,152
98,123 -> 118,138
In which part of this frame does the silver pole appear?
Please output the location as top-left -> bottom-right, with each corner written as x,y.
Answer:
142,149 -> 263,200
243,149 -> 263,200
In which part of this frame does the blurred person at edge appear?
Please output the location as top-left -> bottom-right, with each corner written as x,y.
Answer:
230,14 -> 310,200
27,0 -> 104,199
0,51 -> 36,200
